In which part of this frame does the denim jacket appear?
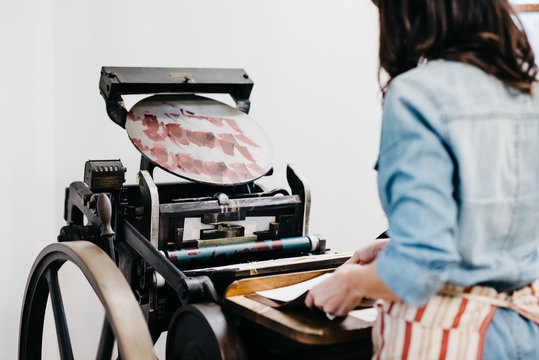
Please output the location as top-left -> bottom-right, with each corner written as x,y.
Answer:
375,60 -> 539,307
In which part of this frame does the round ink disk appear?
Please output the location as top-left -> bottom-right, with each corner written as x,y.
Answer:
126,94 -> 274,185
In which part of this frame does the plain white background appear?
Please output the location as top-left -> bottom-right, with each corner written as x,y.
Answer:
1,0 -> 386,358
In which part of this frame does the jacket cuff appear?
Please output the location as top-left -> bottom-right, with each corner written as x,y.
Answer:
375,244 -> 447,306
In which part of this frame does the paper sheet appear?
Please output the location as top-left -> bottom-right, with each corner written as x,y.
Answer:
255,273 -> 332,303
348,308 -> 378,323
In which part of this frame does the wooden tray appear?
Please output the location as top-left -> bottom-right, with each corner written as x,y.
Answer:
224,269 -> 374,346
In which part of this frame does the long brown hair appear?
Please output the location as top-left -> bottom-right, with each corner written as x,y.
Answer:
377,0 -> 538,93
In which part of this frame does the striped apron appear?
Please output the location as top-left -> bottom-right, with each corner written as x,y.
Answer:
372,280 -> 539,359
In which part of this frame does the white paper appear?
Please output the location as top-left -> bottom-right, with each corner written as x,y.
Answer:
187,252 -> 353,273
255,273 -> 332,302
348,308 -> 378,323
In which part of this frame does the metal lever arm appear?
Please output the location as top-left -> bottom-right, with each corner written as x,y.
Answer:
123,221 -> 218,305
97,193 -> 116,263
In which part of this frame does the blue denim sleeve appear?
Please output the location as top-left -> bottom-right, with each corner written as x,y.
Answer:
375,79 -> 461,307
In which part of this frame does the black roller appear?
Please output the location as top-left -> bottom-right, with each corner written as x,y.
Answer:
166,303 -> 246,360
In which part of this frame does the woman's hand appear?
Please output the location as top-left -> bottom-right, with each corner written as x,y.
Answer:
305,260 -> 401,317
304,264 -> 364,317
345,238 -> 390,265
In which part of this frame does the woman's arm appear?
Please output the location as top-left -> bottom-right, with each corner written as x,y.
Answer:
345,238 -> 390,265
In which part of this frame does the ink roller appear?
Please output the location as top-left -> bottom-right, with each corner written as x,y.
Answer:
165,235 -> 321,269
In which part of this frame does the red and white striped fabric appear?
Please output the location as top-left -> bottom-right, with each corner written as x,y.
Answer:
372,280 -> 539,360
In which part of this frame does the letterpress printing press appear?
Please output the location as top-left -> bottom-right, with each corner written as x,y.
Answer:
19,67 -> 373,359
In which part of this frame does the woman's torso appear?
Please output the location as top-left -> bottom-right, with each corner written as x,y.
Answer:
384,60 -> 539,291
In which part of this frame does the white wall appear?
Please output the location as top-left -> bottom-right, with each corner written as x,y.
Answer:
0,0 -> 56,357
1,0 -> 384,358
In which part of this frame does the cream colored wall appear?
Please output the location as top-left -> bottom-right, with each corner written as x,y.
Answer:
1,0 -> 384,358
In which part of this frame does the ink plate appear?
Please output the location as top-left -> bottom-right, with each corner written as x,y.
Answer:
126,94 -> 274,185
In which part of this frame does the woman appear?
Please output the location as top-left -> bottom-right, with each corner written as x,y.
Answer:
305,0 -> 539,358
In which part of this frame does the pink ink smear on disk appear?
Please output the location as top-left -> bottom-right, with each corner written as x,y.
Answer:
131,138 -> 150,152
142,115 -> 167,142
179,108 -> 260,147
150,144 -> 169,165
127,106 -> 270,184
136,114 -> 258,163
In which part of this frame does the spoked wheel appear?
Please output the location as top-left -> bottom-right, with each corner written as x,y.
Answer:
166,302 -> 246,360
19,241 -> 156,359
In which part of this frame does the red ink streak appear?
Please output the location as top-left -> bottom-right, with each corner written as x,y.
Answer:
193,159 -> 204,175
176,153 -> 193,172
170,152 -> 180,169
202,161 -> 229,183
142,114 -> 167,141
177,153 -> 229,179
137,110 -> 260,163
168,252 -> 177,261
131,138 -> 149,152
201,161 -> 224,181
166,123 -> 190,146
236,241 -> 272,254
235,144 -> 256,162
150,145 -> 169,165
186,130 -> 216,148
167,123 -> 218,149
132,112 -> 265,182
224,118 -> 241,132
127,112 -> 143,122
187,249 -> 201,256
224,118 -> 260,148
229,162 -> 254,180
213,161 -> 242,183
225,168 -> 241,183
217,139 -> 235,156
255,241 -> 274,251
235,133 -> 260,148
181,108 -> 260,148
236,247 -> 253,254
271,240 -> 283,251
180,108 -> 224,127
218,133 -> 256,162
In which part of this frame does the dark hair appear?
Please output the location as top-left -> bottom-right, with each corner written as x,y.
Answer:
377,0 -> 538,93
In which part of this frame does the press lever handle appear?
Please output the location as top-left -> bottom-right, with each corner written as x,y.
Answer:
97,193 -> 116,262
